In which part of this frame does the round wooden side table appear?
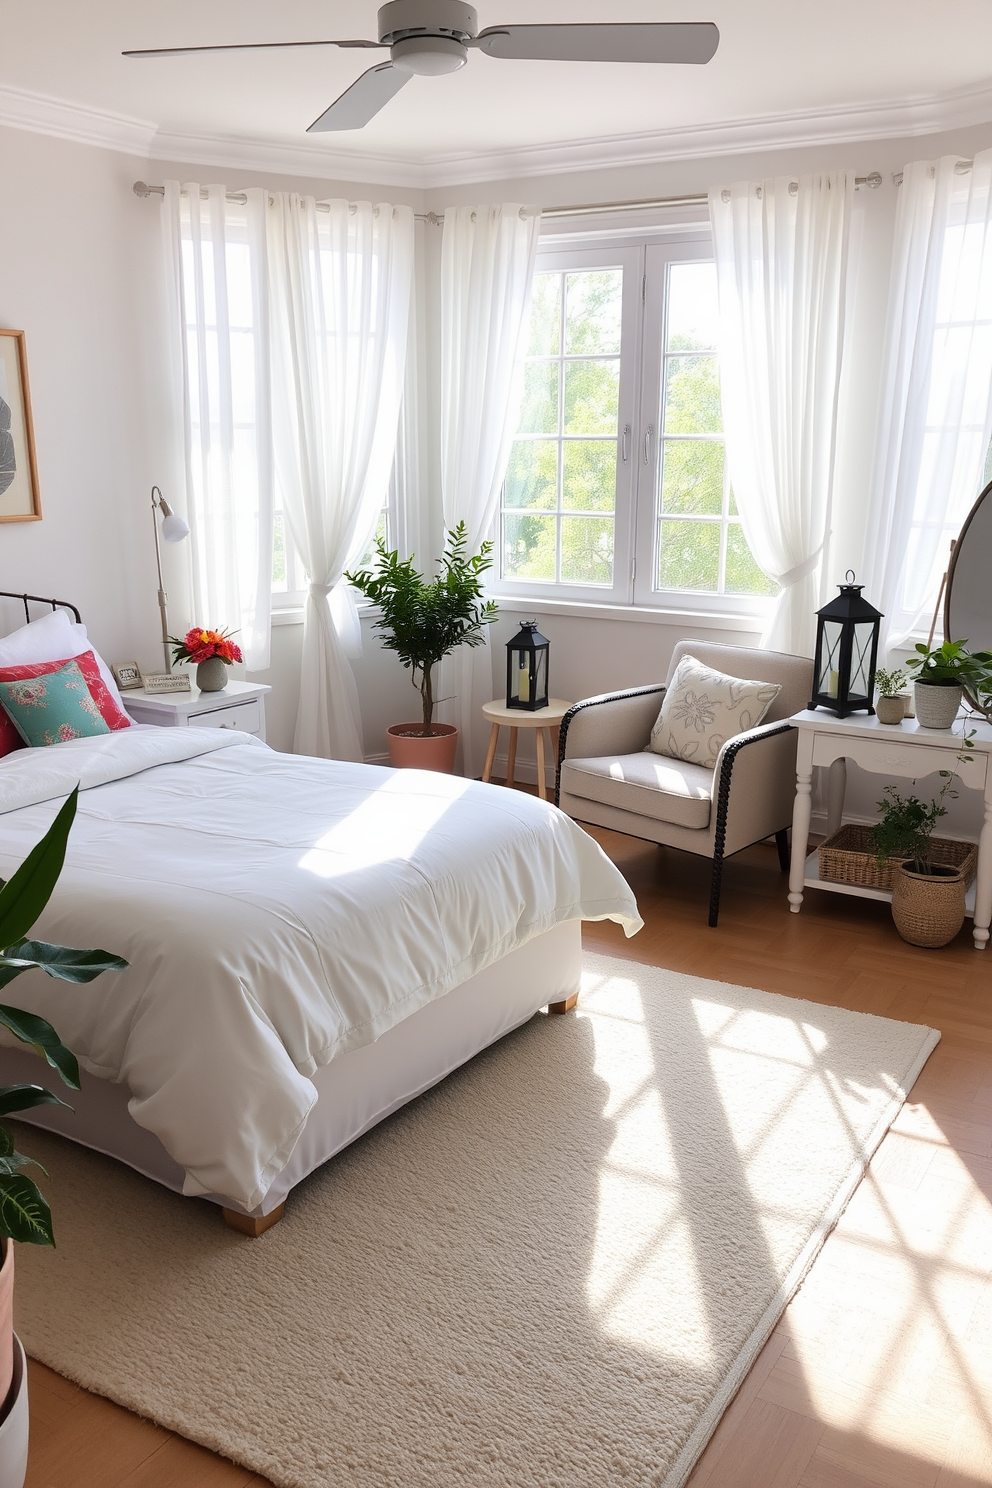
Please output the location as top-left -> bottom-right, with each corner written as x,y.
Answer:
480,699 -> 573,802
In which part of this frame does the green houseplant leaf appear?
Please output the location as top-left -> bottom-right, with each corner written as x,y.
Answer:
0,785 -> 126,1243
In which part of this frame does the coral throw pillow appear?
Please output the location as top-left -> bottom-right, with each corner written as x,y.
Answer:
649,653 -> 781,769
0,657 -> 115,749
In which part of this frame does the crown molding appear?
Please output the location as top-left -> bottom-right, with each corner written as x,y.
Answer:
2,74 -> 992,189
0,83 -> 155,157
148,128 -> 428,189
418,78 -> 992,187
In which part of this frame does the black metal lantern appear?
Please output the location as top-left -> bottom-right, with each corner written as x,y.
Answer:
506,620 -> 550,711
809,571 -> 883,718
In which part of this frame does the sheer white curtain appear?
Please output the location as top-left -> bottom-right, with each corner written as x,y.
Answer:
162,181 -> 274,670
864,152 -> 992,655
709,172 -> 853,657
437,203 -> 540,775
267,196 -> 415,760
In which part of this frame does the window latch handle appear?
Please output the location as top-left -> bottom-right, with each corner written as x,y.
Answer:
621,424 -> 630,463
644,424 -> 654,464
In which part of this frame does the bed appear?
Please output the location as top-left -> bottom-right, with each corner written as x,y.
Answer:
0,596 -> 641,1233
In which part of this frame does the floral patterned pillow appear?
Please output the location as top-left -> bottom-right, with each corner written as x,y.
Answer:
649,654 -> 781,769
0,657 -> 112,748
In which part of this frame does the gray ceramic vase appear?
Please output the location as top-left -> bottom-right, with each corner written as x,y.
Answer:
196,656 -> 229,693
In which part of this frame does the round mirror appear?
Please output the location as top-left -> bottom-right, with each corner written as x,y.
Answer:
945,478 -> 992,714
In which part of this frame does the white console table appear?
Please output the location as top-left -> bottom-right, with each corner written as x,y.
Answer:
787,708 -> 992,950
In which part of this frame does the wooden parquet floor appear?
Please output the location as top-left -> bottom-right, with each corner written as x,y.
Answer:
22,825 -> 992,1487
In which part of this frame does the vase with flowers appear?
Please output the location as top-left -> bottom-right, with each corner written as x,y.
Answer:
169,627 -> 244,693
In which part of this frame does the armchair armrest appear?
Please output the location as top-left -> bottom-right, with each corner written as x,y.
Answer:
712,721 -> 799,860
556,685 -> 666,804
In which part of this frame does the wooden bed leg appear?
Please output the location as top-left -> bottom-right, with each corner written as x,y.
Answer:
547,992 -> 579,1015
222,1202 -> 285,1237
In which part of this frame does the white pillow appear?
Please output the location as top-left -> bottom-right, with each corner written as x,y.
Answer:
649,653 -> 781,769
0,610 -> 125,710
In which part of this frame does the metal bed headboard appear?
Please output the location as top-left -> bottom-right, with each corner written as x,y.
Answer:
0,591 -> 81,628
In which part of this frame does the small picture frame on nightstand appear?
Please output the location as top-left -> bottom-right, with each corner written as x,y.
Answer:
111,661 -> 143,691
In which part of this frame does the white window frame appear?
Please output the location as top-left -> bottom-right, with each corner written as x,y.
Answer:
491,224 -> 776,625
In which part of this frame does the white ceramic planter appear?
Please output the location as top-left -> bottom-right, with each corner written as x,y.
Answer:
0,1337 -> 29,1488
914,681 -> 962,730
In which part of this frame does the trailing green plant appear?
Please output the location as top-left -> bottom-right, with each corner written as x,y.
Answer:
346,522 -> 498,734
906,639 -> 992,690
0,788 -> 127,1245
875,666 -> 908,699
871,730 -> 976,874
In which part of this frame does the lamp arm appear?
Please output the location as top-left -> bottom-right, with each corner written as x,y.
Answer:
151,487 -> 172,674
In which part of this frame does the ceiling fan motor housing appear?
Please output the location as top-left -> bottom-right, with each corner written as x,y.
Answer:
377,0 -> 479,44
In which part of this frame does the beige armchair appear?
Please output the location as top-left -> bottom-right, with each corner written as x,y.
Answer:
556,640 -> 814,926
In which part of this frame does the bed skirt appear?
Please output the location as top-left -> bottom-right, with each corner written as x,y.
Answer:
0,920 -> 583,1218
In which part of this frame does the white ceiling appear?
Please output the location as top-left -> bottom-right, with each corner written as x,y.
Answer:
3,1 -> 992,181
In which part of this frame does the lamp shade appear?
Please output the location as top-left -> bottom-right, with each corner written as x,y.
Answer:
161,513 -> 190,543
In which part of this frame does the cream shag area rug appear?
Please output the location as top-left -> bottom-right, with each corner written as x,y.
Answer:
14,954 -> 938,1488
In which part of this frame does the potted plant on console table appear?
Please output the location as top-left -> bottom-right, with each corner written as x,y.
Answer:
0,788 -> 127,1487
906,640 -> 992,730
346,522 -> 498,773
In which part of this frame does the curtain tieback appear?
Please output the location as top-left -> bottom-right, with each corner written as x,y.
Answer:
309,582 -> 334,598
775,543 -> 827,589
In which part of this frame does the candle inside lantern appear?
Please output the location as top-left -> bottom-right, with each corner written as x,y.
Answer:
827,670 -> 839,698
517,661 -> 529,703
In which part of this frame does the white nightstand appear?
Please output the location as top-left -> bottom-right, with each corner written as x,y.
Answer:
121,679 -> 271,742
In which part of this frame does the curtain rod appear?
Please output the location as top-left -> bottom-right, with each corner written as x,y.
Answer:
133,172 -> 884,222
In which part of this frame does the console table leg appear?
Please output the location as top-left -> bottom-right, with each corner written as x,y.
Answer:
505,728 -> 518,788
826,757 -> 847,836
789,768 -> 813,913
975,794 -> 992,950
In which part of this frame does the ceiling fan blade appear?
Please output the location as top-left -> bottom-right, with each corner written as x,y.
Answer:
473,22 -> 719,65
123,39 -> 383,59
307,63 -> 411,132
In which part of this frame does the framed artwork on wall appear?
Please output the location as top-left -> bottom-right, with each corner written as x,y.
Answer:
0,330 -> 41,523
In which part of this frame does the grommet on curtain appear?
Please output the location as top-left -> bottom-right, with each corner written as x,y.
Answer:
721,189 -> 731,203
755,185 -> 763,199
789,180 -> 799,196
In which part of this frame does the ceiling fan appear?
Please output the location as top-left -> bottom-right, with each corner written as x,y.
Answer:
124,0 -> 719,133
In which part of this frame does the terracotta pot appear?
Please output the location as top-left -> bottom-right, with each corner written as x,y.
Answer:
914,680 -> 962,730
891,860 -> 967,948
196,656 -> 229,693
386,723 -> 458,773
876,695 -> 906,724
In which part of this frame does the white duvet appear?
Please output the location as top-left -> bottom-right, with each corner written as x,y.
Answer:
0,730 -> 640,1209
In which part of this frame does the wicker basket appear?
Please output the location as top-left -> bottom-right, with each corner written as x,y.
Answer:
891,862 -> 968,947
818,823 -> 978,892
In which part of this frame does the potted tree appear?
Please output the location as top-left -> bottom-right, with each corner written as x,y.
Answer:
0,787 -> 127,1486
871,735 -> 977,947
347,522 -> 498,772
906,640 -> 992,730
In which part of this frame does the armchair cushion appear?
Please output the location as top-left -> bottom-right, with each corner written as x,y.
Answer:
560,750 -> 713,829
649,652 -> 781,768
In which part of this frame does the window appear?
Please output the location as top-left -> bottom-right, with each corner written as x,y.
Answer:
493,232 -> 775,614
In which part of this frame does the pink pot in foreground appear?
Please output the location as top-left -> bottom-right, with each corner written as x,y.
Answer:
0,1241 -> 14,1410
386,723 -> 458,773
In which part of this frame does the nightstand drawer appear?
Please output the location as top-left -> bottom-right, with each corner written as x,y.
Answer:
188,699 -> 261,735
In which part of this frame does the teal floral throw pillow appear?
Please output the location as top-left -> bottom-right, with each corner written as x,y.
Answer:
649,653 -> 781,769
0,657 -> 112,748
